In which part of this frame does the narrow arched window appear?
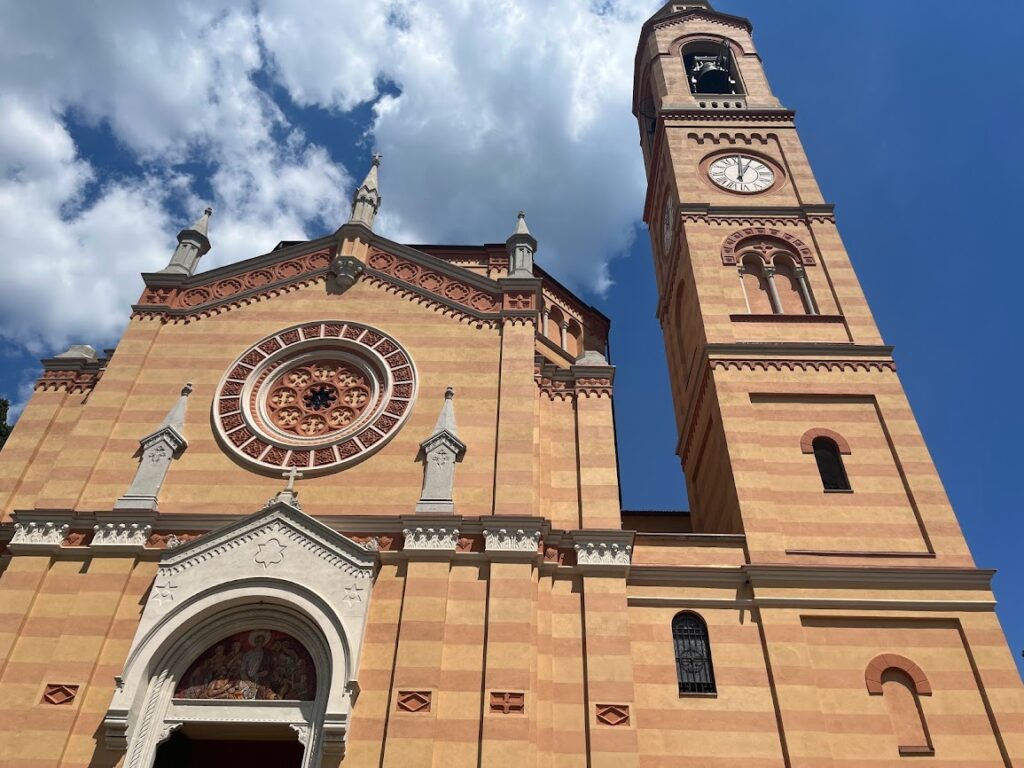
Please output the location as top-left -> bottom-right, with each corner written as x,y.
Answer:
672,612 -> 716,694
740,254 -> 773,314
772,255 -> 811,315
813,436 -> 850,491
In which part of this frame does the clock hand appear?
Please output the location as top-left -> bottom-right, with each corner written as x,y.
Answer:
735,155 -> 744,181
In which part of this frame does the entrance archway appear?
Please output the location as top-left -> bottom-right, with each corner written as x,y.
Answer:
154,724 -> 305,768
102,502 -> 377,768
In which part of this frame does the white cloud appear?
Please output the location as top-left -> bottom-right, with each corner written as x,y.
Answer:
0,0 -> 660,358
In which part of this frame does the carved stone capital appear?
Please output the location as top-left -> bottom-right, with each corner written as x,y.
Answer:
9,521 -> 70,553
92,522 -> 153,551
483,524 -> 543,554
571,531 -> 635,570
402,526 -> 460,551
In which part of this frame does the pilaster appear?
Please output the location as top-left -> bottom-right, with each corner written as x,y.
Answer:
571,353 -> 620,529
493,278 -> 542,517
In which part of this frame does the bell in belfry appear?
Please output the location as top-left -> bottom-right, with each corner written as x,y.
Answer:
689,40 -> 737,94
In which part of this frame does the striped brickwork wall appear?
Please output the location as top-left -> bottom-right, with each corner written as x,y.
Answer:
33,321 -> 162,514
2,274 -> 611,525
629,602 -> 786,768
0,554 -> 153,768
582,575 -> 638,768
0,390 -> 85,522
0,544 -> 1022,765
712,365 -> 973,564
575,393 -> 620,530
763,608 -> 1022,766
537,393 -> 581,531
493,320 -> 539,517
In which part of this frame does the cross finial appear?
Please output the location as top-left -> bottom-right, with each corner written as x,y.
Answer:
371,152 -> 382,166
282,467 -> 304,492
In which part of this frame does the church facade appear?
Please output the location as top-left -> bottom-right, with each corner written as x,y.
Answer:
0,2 -> 1021,766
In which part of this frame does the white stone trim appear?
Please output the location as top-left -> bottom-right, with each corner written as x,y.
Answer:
103,502 -> 376,767
571,531 -> 635,568
483,526 -> 542,553
9,521 -> 69,552
402,526 -> 459,551
92,522 -> 153,551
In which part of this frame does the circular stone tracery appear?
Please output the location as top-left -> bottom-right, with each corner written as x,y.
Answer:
213,321 -> 417,474
266,360 -> 372,437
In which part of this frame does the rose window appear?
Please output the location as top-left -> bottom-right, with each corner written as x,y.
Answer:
213,321 -> 418,474
266,361 -> 371,438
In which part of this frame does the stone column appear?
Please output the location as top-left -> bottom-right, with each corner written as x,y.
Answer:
795,266 -> 817,314
763,266 -> 783,314
560,321 -> 569,351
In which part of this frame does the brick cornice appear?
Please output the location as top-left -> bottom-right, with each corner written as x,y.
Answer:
35,351 -> 111,394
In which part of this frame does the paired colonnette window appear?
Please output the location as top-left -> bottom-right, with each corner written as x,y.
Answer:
740,251 -> 817,316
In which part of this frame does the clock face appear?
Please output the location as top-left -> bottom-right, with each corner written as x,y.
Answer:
708,155 -> 775,193
662,200 -> 675,247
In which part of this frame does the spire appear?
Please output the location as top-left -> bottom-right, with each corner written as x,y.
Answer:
431,387 -> 460,440
159,207 -> 212,276
158,382 -> 193,436
506,210 -> 537,279
189,207 -> 212,237
348,154 -> 382,229
416,387 -> 467,514
114,383 -> 192,512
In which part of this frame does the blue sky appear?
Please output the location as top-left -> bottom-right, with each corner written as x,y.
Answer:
0,0 -> 1021,672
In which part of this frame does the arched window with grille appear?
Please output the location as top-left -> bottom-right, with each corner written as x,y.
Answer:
672,612 -> 716,694
813,436 -> 851,491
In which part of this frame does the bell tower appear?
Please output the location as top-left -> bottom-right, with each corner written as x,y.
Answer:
633,2 -> 974,565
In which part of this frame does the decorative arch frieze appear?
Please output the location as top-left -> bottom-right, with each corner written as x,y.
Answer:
103,500 -> 377,767
688,131 -> 775,145
721,228 -> 816,266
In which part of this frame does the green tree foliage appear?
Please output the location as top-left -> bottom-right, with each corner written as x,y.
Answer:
0,398 -> 11,452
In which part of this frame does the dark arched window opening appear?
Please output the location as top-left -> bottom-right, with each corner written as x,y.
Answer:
813,437 -> 850,491
672,612 -> 716,694
683,40 -> 743,95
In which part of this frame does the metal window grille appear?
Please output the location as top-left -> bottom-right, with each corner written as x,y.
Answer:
672,613 -> 716,694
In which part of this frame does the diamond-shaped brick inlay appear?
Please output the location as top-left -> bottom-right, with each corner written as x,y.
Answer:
489,691 -> 525,714
596,703 -> 630,726
397,690 -> 431,713
42,684 -> 79,706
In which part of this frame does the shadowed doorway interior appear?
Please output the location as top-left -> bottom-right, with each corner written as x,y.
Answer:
153,724 -> 304,768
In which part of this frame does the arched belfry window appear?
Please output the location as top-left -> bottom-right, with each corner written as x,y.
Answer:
672,612 -> 716,694
683,40 -> 743,95
813,437 -> 851,491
